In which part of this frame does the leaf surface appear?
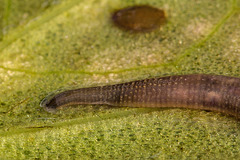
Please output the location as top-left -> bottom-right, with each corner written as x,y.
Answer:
0,0 -> 240,159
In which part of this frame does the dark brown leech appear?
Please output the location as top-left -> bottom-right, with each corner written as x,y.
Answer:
112,5 -> 166,32
41,74 -> 240,118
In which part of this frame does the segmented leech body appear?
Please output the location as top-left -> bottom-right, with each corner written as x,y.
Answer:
41,74 -> 240,118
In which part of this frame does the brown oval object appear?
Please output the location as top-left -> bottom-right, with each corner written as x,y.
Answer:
112,5 -> 166,32
41,74 -> 240,119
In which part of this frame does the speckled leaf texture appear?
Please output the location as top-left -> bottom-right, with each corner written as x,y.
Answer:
0,0 -> 240,159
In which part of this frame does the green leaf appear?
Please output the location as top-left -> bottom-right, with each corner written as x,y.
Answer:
0,0 -> 240,159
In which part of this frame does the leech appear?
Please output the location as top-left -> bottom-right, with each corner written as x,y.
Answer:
41,74 -> 240,119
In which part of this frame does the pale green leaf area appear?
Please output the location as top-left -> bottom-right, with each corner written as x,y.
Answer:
0,0 -> 63,37
0,0 -> 240,159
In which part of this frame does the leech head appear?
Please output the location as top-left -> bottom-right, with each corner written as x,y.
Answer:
40,93 -> 58,113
